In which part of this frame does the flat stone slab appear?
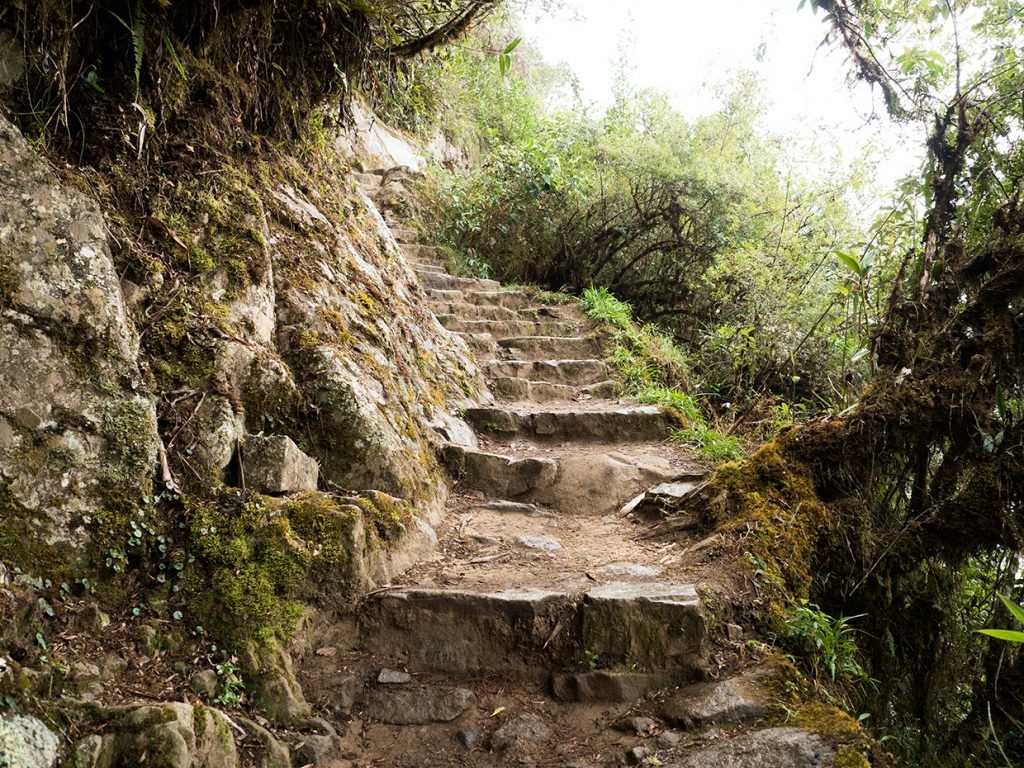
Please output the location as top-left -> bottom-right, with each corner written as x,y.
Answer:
661,673 -> 769,727
599,562 -> 662,578
583,583 -> 706,674
498,335 -> 603,361
551,671 -> 674,703
513,534 -> 562,551
363,687 -> 475,725
242,434 -> 319,493
418,272 -> 500,292
485,359 -> 611,386
360,588 -> 578,677
429,301 -> 521,321
465,406 -> 675,442
438,316 -> 578,338
668,727 -> 834,768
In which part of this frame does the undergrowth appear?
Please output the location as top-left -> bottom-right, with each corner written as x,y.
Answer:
580,286 -> 743,462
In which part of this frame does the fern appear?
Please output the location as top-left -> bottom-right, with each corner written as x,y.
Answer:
108,2 -> 146,95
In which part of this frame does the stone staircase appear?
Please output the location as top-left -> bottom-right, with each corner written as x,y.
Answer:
313,172 -> 842,768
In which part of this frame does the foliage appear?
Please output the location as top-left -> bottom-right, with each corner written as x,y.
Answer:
416,25 -> 868,407
978,594 -> 1024,645
782,600 -> 867,685
6,0 -> 504,148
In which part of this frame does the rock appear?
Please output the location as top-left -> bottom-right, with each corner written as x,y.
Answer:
191,669 -> 220,698
0,114 -> 159,569
670,727 -> 834,767
551,671 -> 673,703
613,716 -> 658,736
191,396 -> 245,480
236,716 -> 293,768
582,582 -> 706,674
0,714 -> 60,768
0,28 -> 25,97
244,642 -> 312,724
457,727 -> 479,748
629,479 -> 706,520
291,731 -> 341,766
490,712 -> 553,752
377,668 -> 412,685
72,703 -> 239,768
242,434 -> 319,494
726,623 -> 744,643
626,746 -> 648,765
513,534 -> 562,551
531,452 -> 678,515
660,673 -> 769,727
599,562 -> 662,578
657,731 -> 682,749
363,687 -> 476,725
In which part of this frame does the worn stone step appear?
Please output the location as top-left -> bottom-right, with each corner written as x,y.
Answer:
484,359 -> 611,387
389,227 -> 418,243
490,378 -> 577,403
359,583 -> 705,682
455,332 -> 496,357
352,171 -> 383,187
497,335 -> 603,361
418,272 -> 501,292
359,587 -> 578,681
411,261 -> 447,275
490,378 -> 619,403
462,290 -> 532,309
401,243 -> 446,262
442,443 -> 679,514
464,405 -> 676,442
437,316 -> 578,338
429,302 -> 521,321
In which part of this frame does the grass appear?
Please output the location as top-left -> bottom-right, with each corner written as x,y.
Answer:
580,285 -> 744,463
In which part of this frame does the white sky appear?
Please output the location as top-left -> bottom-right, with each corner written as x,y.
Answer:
519,0 -> 926,201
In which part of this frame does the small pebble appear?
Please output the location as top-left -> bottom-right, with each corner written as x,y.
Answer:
377,668 -> 412,685
457,727 -> 479,748
656,731 -> 682,749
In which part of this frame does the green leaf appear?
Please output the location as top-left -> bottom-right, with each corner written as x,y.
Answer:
836,250 -> 864,277
977,629 -> 1024,643
997,593 -> 1024,627
503,37 -> 522,55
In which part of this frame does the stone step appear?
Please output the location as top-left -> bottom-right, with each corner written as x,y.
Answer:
437,316 -> 578,338
358,583 -> 705,682
411,261 -> 447,275
418,272 -> 501,292
455,332 -> 496,357
490,378 -> 619,403
498,335 -> 603,361
484,359 -> 611,387
442,443 -> 679,514
464,405 -> 676,442
428,302 -> 521,322
390,227 -> 418,243
352,171 -> 383,188
401,243 -> 446,262
426,289 -> 535,310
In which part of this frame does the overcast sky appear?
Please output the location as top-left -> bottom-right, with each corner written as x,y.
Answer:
518,0 -> 925,197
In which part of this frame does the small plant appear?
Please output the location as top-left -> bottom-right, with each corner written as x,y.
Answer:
782,599 -> 867,684
213,658 -> 245,707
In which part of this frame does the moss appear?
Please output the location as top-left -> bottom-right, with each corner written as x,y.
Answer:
183,490 -> 363,651
0,483 -> 74,580
350,490 -> 414,546
0,248 -> 18,309
101,398 -> 156,488
834,745 -> 872,768
792,702 -> 863,741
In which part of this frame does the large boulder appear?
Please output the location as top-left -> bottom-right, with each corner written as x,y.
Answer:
0,113 -> 158,572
